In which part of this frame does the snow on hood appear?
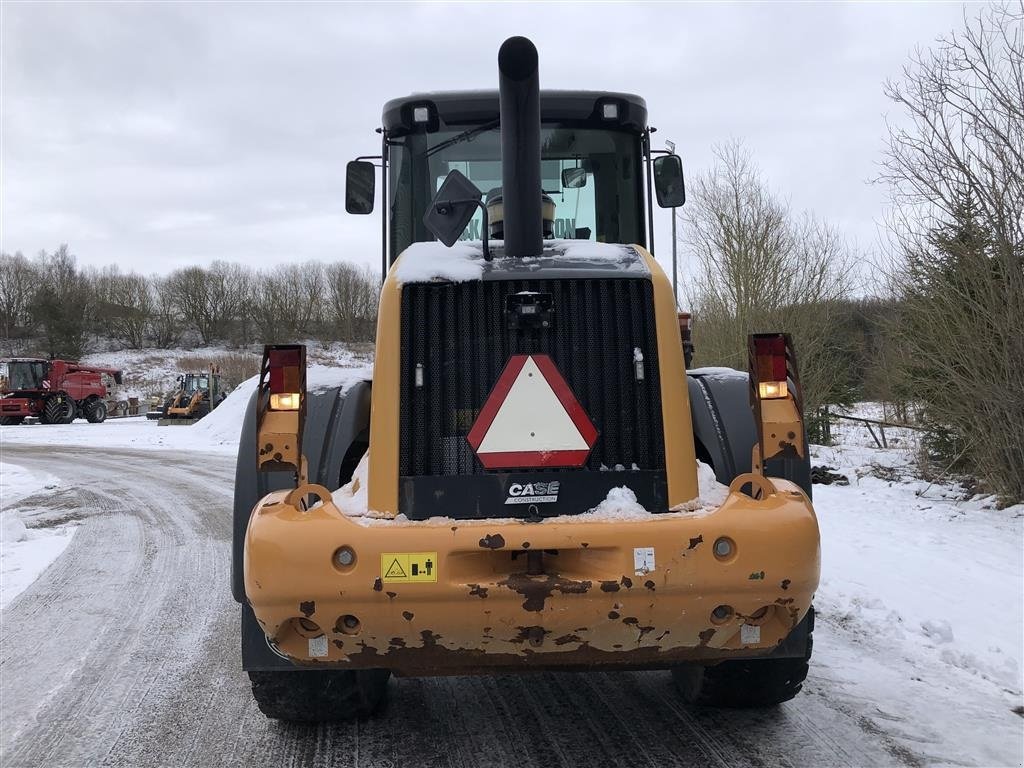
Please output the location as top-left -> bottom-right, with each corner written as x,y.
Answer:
393,242 -> 486,284
392,239 -> 636,285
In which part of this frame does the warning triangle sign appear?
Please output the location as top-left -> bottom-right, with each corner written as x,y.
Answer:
385,558 -> 407,579
467,354 -> 597,469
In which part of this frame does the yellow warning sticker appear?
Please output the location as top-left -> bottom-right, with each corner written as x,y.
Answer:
381,552 -> 438,583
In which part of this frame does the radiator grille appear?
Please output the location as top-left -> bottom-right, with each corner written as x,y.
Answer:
399,278 -> 665,478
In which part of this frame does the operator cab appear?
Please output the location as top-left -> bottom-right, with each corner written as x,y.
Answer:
346,90 -> 684,267
3,360 -> 48,392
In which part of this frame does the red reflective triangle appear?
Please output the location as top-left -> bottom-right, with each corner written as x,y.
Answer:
466,354 -> 597,469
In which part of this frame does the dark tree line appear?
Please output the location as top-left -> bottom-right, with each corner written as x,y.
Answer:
0,247 -> 379,359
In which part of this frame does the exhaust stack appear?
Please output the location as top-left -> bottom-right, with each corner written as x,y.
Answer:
498,36 -> 543,258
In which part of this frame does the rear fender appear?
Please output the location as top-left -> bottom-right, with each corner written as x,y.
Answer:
231,379 -> 372,603
687,371 -> 811,497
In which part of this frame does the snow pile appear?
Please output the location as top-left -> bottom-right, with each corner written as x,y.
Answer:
394,242 -> 485,284
696,459 -> 730,506
330,452 -> 371,517
1,510 -> 28,543
579,486 -> 650,520
1,462 -> 60,507
191,362 -> 373,447
0,462 -> 76,610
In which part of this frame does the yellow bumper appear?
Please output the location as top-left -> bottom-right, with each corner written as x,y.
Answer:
244,475 -> 819,675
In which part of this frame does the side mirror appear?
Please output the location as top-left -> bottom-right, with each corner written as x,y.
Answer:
653,154 -> 686,208
423,170 -> 483,247
345,160 -> 376,215
561,167 -> 587,189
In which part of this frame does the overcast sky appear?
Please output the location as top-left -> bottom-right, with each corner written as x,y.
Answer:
2,2 -> 969,278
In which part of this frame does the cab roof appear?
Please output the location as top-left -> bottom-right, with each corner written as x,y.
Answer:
382,90 -> 648,136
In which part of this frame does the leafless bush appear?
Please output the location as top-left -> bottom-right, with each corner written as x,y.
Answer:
682,141 -> 856,415
878,3 -> 1024,502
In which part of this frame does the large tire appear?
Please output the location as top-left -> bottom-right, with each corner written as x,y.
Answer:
193,400 -> 211,420
673,608 -> 814,708
85,398 -> 108,423
41,397 -> 73,425
248,669 -> 391,722
0,416 -> 25,426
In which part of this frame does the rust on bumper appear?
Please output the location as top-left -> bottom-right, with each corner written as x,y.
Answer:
243,474 -> 820,675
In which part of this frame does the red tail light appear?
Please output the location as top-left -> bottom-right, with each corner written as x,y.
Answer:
752,334 -> 788,399
268,347 -> 302,410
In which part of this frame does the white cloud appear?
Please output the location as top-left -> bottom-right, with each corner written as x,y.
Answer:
1,2 -> 968,278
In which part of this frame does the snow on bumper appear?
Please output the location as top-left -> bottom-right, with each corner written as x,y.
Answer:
243,475 -> 820,674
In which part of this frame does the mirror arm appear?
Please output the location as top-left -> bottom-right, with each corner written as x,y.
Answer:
435,198 -> 491,261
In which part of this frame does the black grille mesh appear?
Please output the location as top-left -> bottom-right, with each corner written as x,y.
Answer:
399,278 -> 665,476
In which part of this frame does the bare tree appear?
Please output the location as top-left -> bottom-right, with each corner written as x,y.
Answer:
879,3 -> 1024,502
93,266 -> 154,349
325,262 -> 379,342
682,141 -> 855,415
150,276 -> 182,349
250,262 -> 326,343
0,251 -> 39,348
166,261 -> 252,345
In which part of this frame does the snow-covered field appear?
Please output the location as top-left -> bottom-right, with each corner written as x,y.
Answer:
1,391 -> 1021,765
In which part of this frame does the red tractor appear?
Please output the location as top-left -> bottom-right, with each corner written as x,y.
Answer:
0,358 -> 123,425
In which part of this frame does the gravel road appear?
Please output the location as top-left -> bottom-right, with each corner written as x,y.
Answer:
1,444 -> 911,767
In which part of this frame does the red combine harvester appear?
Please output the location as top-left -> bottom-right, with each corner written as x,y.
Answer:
0,358 -> 123,425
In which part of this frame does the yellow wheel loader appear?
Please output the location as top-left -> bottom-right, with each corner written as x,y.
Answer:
232,37 -> 819,722
154,372 -> 225,425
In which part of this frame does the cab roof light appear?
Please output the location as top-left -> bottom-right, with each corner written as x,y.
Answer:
413,105 -> 431,123
601,102 -> 619,120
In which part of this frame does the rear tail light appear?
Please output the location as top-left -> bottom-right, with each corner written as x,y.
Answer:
752,334 -> 788,399
268,348 -> 301,411
257,344 -> 306,477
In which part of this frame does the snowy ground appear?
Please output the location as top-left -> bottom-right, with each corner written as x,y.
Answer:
808,414 -> 1023,767
0,396 -> 1021,766
0,461 -> 75,609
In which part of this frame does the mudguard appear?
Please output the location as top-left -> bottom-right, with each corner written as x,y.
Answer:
231,379 -> 372,603
687,369 -> 811,498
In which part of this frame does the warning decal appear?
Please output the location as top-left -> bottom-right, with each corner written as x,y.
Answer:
381,552 -> 438,583
466,354 -> 597,469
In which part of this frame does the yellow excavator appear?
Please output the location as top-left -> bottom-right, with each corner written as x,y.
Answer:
232,37 -> 818,722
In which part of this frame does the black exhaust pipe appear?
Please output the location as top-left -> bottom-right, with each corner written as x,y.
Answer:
498,36 -> 543,258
